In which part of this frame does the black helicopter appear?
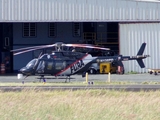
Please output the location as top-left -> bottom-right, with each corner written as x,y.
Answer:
12,42 -> 149,82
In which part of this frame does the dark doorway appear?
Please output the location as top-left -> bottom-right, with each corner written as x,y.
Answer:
0,24 -> 3,65
0,23 -> 13,74
106,22 -> 119,54
83,22 -> 96,44
83,22 -> 95,32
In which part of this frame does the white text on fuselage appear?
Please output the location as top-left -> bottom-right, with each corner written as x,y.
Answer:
99,59 -> 114,63
70,60 -> 85,74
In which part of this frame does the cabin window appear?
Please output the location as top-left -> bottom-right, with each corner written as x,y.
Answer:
49,23 -> 56,37
73,22 -> 81,37
55,61 -> 65,70
23,23 -> 36,37
47,62 -> 53,70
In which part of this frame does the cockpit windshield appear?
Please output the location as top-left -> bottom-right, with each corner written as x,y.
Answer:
26,59 -> 37,68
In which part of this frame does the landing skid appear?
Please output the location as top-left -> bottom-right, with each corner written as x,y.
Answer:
39,75 -> 46,83
22,75 -> 29,84
65,76 -> 71,83
36,75 -> 72,83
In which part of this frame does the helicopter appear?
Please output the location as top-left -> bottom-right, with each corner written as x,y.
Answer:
12,42 -> 149,82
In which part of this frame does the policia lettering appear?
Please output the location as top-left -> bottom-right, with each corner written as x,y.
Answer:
70,60 -> 85,74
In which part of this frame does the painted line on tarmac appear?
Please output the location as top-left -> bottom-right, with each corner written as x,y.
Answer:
0,85 -> 160,92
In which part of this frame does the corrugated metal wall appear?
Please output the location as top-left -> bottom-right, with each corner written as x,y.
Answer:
119,23 -> 160,73
0,0 -> 160,22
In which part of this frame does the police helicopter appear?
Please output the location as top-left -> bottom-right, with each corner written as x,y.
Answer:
12,42 -> 149,82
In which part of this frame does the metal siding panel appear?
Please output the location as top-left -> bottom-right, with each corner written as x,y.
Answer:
48,0 -> 51,21
88,0 -> 92,20
123,1 -> 127,20
0,1 -> 3,20
157,4 -> 160,20
76,0 -> 81,21
35,0 -> 39,21
69,0 -> 81,21
28,0 -> 31,20
148,3 -> 157,20
74,0 -> 78,20
137,2 -> 146,20
111,0 -> 116,20
51,0 -> 54,21
41,0 -> 45,20
3,0 -> 8,20
106,0 -> 110,20
108,0 -> 113,20
19,0 -> 22,20
23,0 -> 27,20
120,23 -> 160,73
52,0 -> 56,21
21,0 -> 24,20
1,0 -> 160,22
97,0 -> 101,20
11,0 -> 14,20
130,2 -> 136,20
117,0 -> 128,20
10,0 -> 13,20
30,0 -> 34,20
18,0 -> 21,20
58,0 -> 61,20
44,0 -> 48,21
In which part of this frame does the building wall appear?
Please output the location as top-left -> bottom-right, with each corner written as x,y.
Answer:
13,22 -> 82,45
119,23 -> 160,73
0,0 -> 160,22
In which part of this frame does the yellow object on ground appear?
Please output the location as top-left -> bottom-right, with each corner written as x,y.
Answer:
100,62 -> 117,74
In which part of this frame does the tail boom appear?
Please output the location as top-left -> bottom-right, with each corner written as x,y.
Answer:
121,43 -> 149,68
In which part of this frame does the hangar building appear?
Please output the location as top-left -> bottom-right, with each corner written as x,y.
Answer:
0,0 -> 160,73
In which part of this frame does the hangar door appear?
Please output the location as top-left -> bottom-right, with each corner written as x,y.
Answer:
119,23 -> 160,73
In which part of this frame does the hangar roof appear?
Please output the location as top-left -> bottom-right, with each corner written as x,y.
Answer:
0,0 -> 160,22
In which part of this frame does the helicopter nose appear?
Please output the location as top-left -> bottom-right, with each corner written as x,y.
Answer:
20,67 -> 32,75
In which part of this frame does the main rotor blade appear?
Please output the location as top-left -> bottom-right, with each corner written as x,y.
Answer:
12,42 -> 110,55
66,44 -> 110,50
13,45 -> 55,55
11,44 -> 55,52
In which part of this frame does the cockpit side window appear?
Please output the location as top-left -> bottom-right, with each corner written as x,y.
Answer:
36,60 -> 45,73
26,59 -> 37,68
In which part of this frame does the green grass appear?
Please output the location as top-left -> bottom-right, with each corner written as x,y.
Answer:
0,89 -> 160,120
0,80 -> 160,86
127,71 -> 139,74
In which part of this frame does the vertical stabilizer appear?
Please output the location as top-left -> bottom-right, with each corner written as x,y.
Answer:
136,43 -> 146,68
137,43 -> 146,55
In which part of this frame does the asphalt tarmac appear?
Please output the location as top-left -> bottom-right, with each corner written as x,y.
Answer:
0,73 -> 160,91
0,73 -> 159,83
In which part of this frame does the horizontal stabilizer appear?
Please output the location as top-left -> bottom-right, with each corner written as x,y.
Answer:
137,59 -> 145,68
